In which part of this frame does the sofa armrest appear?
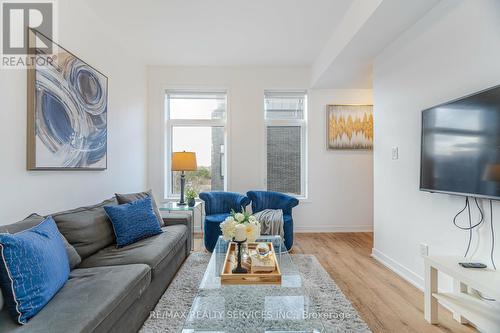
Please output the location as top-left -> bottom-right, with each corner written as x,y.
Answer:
162,214 -> 192,253
162,215 -> 191,226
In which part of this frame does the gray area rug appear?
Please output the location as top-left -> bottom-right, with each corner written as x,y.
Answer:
140,253 -> 371,333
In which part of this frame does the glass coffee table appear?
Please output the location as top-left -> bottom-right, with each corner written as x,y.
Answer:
181,235 -> 324,332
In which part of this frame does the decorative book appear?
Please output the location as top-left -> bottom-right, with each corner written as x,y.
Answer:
221,242 -> 281,285
249,249 -> 275,272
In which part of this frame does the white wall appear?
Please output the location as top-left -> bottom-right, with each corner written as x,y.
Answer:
147,66 -> 373,231
296,89 -> 373,232
373,0 -> 500,289
0,0 -> 147,223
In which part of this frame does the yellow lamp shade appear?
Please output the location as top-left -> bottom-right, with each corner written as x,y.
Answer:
172,152 -> 197,171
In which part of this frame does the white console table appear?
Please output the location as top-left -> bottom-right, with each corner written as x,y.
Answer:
424,256 -> 500,333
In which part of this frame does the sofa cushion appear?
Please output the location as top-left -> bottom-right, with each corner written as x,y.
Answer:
0,217 -> 69,324
60,234 -> 82,268
0,214 -> 46,234
104,197 -> 163,247
52,198 -> 118,259
0,264 -> 150,333
0,214 -> 81,269
79,224 -> 188,277
115,190 -> 164,227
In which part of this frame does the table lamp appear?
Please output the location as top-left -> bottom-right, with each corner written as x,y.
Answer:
172,151 -> 197,205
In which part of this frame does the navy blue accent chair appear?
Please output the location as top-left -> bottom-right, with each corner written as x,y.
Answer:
247,191 -> 299,250
199,191 -> 250,252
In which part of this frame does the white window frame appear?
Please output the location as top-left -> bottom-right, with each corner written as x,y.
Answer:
264,90 -> 308,199
164,89 -> 229,199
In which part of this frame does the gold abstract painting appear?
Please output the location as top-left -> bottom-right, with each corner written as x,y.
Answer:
327,105 -> 373,149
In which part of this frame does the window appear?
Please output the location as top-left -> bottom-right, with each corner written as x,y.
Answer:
165,90 -> 227,197
264,90 -> 307,197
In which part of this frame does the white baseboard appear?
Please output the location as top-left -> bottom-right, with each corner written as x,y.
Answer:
371,248 -> 424,291
294,225 -> 373,233
371,248 -> 463,317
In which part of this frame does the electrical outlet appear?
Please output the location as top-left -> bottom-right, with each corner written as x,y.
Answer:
419,243 -> 429,257
392,146 -> 399,160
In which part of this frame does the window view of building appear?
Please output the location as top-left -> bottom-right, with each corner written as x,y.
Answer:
165,91 -> 227,196
264,91 -> 307,196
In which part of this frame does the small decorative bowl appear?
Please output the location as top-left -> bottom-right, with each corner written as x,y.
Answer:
256,243 -> 270,258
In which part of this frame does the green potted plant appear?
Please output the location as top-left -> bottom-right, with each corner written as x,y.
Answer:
185,188 -> 197,207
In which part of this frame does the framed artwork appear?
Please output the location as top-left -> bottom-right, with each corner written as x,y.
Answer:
327,104 -> 373,150
27,30 -> 108,170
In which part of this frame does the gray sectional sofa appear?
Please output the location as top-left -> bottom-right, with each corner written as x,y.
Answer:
0,197 -> 191,333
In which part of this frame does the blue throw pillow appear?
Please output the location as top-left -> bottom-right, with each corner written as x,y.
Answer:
104,197 -> 162,247
0,217 -> 69,324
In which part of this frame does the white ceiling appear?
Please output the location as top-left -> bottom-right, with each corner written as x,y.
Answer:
83,0 -> 352,67
311,0 -> 441,88
81,0 -> 441,88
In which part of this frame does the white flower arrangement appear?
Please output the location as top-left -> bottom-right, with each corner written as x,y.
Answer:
220,209 -> 261,242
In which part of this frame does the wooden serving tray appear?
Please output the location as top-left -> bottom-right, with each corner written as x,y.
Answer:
221,242 -> 282,285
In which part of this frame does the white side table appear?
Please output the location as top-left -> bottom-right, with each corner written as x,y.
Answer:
424,256 -> 500,333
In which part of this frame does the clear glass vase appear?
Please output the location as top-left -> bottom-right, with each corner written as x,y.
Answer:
241,242 -> 249,260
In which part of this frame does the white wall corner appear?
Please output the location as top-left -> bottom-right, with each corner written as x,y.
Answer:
371,248 -> 424,290
311,0 -> 383,87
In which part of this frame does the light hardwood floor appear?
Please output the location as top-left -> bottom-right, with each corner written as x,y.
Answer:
194,232 -> 477,333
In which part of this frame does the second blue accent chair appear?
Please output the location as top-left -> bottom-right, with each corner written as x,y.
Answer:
247,191 -> 299,250
200,191 -> 250,252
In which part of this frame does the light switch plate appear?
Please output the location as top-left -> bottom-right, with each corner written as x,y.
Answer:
419,243 -> 429,257
392,146 -> 399,160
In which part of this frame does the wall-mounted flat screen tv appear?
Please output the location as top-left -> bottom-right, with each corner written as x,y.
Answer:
420,84 -> 500,199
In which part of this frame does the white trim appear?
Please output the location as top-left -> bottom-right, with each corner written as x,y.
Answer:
294,224 -> 373,233
263,89 -> 308,198
265,119 -> 306,127
302,92 -> 309,199
160,87 -> 167,200
167,119 -> 226,127
371,248 -> 463,316
163,88 -> 229,199
371,248 -> 424,290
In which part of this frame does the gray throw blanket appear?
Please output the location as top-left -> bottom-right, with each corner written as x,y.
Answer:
253,209 -> 284,239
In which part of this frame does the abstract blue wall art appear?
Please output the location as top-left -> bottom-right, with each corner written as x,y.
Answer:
28,30 -> 108,170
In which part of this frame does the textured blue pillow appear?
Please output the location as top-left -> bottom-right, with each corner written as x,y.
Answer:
104,197 -> 162,247
0,217 -> 69,324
